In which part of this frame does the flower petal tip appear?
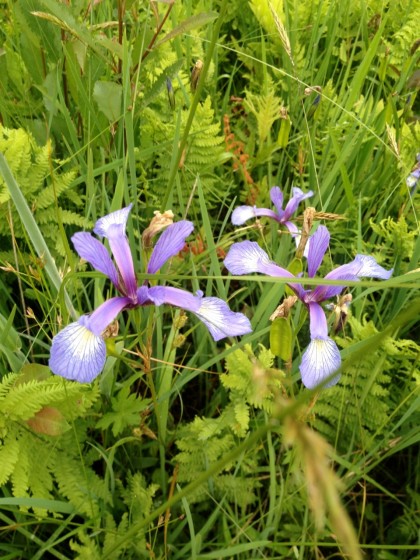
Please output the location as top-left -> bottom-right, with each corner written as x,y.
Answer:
93,205 -> 133,238
231,206 -> 257,225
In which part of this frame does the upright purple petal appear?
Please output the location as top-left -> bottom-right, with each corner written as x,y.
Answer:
299,337 -> 341,389
49,296 -> 130,383
224,241 -> 294,278
147,221 -> 194,274
72,232 -> 119,288
307,225 -> 330,278
146,286 -> 252,341
49,320 -> 106,383
136,285 -> 151,305
94,205 -> 133,237
282,187 -> 313,220
231,205 -> 279,225
93,205 -> 137,299
269,187 -> 284,216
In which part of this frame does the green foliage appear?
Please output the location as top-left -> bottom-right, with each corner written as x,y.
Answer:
369,215 -> 417,268
0,125 -> 85,260
141,96 -> 226,211
0,0 -> 419,557
221,343 -> 283,432
70,474 -> 158,560
0,367 -> 102,517
174,345 -> 282,505
313,316 -> 418,452
96,384 -> 152,437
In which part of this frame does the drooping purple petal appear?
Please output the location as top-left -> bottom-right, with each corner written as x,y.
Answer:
147,220 -> 194,274
193,297 -> 252,340
146,286 -> 252,341
312,254 -> 393,301
146,285 -> 200,311
231,205 -> 279,225
232,206 -> 259,225
72,232 -> 119,288
282,187 -> 313,220
49,297 -> 130,383
299,337 -> 341,389
307,225 -> 330,278
93,205 -> 137,299
224,241 -> 295,278
269,186 -> 284,216
307,302 -> 328,339
327,254 -> 393,281
49,320 -> 106,383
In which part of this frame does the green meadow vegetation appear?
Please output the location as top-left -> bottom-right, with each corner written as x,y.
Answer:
0,0 -> 419,558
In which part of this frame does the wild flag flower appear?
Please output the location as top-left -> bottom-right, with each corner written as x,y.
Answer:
231,186 -> 313,240
406,153 -> 420,192
224,225 -> 393,389
49,205 -> 252,383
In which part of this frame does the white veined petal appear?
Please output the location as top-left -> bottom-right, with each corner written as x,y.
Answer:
49,320 -> 107,383
299,337 -> 341,389
194,297 -> 252,341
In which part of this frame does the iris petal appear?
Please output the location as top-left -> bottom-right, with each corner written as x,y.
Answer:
93,205 -> 133,238
224,241 -> 294,278
146,285 -> 200,311
194,297 -> 252,341
231,205 -> 279,225
147,221 -> 194,274
72,232 -> 119,288
307,225 -> 330,278
313,254 -> 393,301
93,205 -> 137,299
231,206 -> 258,225
49,297 -> 130,383
299,337 -> 341,389
282,187 -> 313,220
146,286 -> 252,341
269,186 -> 284,216
49,320 -> 106,383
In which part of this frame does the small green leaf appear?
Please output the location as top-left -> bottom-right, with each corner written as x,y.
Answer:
17,364 -> 51,384
93,81 -> 122,122
270,318 -> 292,361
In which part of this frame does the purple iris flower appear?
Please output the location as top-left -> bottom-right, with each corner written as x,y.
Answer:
232,186 -> 313,239
49,205 -> 252,383
406,153 -> 420,191
224,225 -> 392,389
